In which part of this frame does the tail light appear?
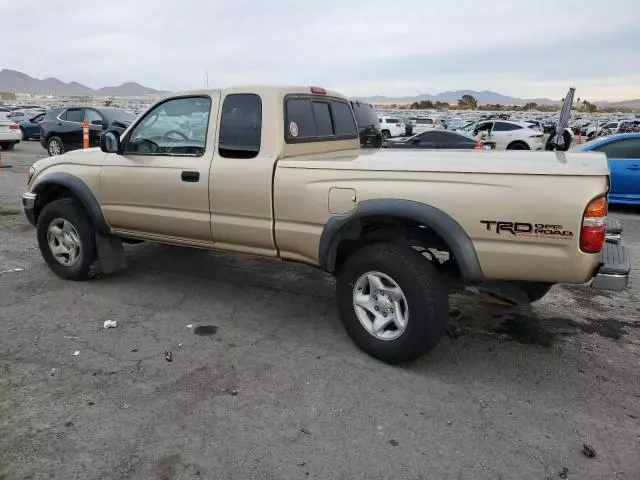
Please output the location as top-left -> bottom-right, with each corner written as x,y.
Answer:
310,86 -> 326,94
9,124 -> 18,129
395,123 -> 402,127
580,196 -> 607,254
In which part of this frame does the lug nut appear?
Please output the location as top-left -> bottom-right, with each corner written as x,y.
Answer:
374,306 -> 379,311
373,295 -> 377,301
383,312 -> 387,317
380,292 -> 384,296
390,308 -> 394,313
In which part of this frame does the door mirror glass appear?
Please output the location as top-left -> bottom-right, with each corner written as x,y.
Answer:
101,131 -> 121,153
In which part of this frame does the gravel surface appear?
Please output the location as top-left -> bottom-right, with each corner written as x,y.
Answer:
1,142 -> 639,480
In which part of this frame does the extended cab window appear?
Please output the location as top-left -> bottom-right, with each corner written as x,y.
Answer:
218,94 -> 262,159
285,96 -> 357,143
124,96 -> 211,156
493,122 -> 521,131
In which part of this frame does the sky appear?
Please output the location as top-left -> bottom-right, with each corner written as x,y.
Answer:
1,0 -> 639,100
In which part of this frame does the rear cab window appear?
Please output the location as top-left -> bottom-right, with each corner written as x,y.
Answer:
284,95 -> 357,143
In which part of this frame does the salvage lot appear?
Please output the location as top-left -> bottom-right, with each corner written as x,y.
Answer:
1,142 -> 639,480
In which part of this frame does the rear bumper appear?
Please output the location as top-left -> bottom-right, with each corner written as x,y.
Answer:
591,242 -> 630,292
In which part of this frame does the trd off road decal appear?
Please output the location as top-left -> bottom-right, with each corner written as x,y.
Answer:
480,221 -> 574,240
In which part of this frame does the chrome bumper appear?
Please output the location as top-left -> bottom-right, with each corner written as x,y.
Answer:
591,242 -> 630,292
22,192 -> 37,227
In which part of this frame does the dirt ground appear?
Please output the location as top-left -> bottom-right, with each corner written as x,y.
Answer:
1,141 -> 639,480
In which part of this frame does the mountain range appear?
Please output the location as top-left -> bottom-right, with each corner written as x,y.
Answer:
354,90 -> 640,108
0,69 -> 167,96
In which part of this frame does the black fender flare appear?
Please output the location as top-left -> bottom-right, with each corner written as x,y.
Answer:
318,199 -> 484,282
32,172 -> 110,235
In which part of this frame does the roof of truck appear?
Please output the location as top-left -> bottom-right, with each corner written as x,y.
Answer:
162,86 -> 347,100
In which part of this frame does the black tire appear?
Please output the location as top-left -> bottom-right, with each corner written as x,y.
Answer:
336,243 -> 449,363
0,142 -> 16,151
506,141 -> 529,150
36,198 -> 99,281
518,282 -> 553,302
381,130 -> 391,139
47,136 -> 65,156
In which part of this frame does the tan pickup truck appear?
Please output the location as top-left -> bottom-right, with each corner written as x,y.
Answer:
23,86 -> 631,362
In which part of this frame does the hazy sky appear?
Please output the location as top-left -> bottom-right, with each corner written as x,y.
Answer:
1,0 -> 639,100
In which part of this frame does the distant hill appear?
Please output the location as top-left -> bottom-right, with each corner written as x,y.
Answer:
595,99 -> 640,109
0,69 -> 167,96
355,90 -> 560,106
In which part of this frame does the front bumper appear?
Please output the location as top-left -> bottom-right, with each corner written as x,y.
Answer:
591,242 -> 630,292
22,192 -> 37,227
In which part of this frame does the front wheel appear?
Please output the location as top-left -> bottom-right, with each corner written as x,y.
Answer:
36,198 -> 100,280
336,243 -> 449,363
506,142 -> 529,150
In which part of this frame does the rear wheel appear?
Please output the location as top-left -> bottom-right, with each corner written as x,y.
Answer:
336,243 -> 449,363
47,136 -> 64,156
381,130 -> 391,139
506,141 -> 529,150
36,198 -> 99,280
0,142 -> 16,151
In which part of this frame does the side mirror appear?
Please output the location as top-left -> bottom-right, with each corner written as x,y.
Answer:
100,131 -> 122,154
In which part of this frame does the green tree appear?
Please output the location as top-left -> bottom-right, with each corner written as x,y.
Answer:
434,101 -> 450,109
524,102 -> 538,111
457,94 -> 478,109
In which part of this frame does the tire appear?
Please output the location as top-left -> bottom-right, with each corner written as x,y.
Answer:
47,136 -> 65,156
382,130 -> 391,139
336,243 -> 449,363
506,141 -> 529,150
36,198 -> 99,281
0,142 -> 15,151
518,282 -> 553,302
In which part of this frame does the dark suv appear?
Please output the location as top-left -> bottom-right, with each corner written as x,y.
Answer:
40,107 -> 136,156
350,100 -> 382,148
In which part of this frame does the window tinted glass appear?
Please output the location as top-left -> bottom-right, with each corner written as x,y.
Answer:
386,119 -> 400,123
312,101 -> 334,136
351,101 -> 378,128
331,100 -> 357,136
415,119 -> 434,125
476,122 -> 493,132
64,109 -> 83,122
493,122 -> 521,131
286,98 -> 316,138
83,109 -> 103,123
125,96 -> 211,156
422,131 -> 457,143
218,94 -> 262,159
595,139 -> 640,159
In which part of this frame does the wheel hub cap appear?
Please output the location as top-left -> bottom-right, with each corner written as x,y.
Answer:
352,271 -> 409,341
47,218 -> 81,266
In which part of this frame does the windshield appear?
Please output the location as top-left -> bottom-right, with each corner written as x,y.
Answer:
102,108 -> 137,124
350,101 -> 378,128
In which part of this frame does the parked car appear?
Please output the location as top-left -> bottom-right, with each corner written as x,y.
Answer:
23,86 -> 629,363
350,100 -> 382,148
0,116 -> 21,150
408,117 -> 445,136
571,133 -> 640,205
378,116 -> 405,138
19,112 -> 45,140
465,120 -> 545,150
40,107 -> 136,156
384,130 -> 493,149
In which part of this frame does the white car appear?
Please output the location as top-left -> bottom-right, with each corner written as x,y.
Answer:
467,120 -> 545,150
378,116 -> 405,138
409,117 -> 445,135
0,117 -> 21,150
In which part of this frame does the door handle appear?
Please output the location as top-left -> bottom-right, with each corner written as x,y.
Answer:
181,171 -> 200,182
626,165 -> 640,170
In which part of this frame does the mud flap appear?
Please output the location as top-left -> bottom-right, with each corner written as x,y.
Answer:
95,233 -> 127,274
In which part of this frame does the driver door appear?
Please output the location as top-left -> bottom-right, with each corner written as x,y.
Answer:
98,95 -> 219,244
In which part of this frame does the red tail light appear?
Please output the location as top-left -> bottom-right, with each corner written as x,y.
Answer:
580,196 -> 607,254
395,123 -> 402,127
9,124 -> 18,129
